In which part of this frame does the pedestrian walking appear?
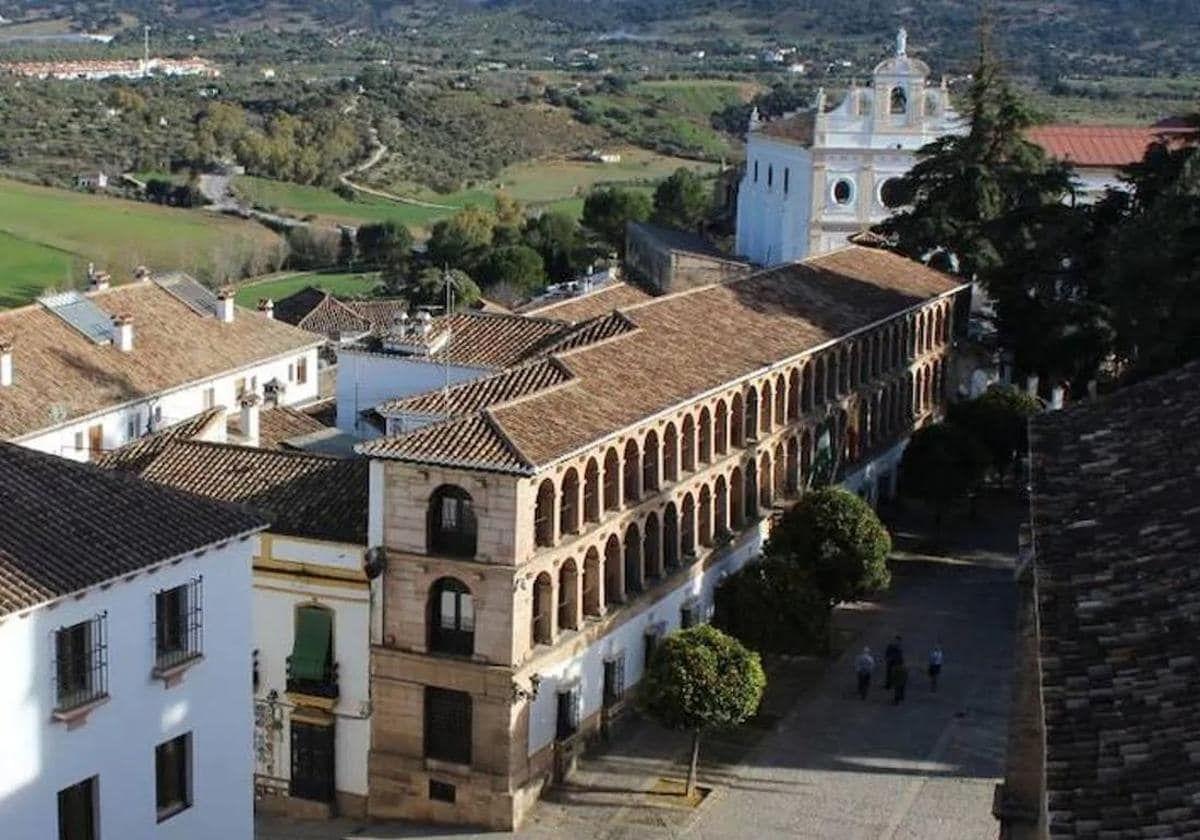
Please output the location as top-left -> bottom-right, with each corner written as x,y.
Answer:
892,662 -> 908,705
883,635 -> 903,689
928,642 -> 944,692
854,646 -> 875,700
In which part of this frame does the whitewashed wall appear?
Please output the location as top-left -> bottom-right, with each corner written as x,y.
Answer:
252,535 -> 372,799
15,347 -> 320,461
736,139 -> 814,265
0,540 -> 256,840
336,349 -> 490,438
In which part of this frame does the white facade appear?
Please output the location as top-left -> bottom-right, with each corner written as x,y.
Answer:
0,540 -> 256,840
523,441 -> 907,754
15,347 -> 320,462
737,28 -> 965,265
336,347 -> 490,439
251,533 -> 377,808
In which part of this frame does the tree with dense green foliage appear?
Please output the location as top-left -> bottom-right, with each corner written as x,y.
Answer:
899,422 -> 990,526
713,558 -> 830,655
652,167 -> 711,232
408,267 -> 481,311
426,205 -> 499,272
581,186 -> 652,255
764,488 -> 891,606
475,244 -> 546,295
945,386 -> 1040,485
357,220 -> 413,270
1093,119 -> 1200,383
639,625 -> 765,799
522,212 -> 587,282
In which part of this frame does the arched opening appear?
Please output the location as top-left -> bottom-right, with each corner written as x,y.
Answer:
643,512 -> 661,581
728,468 -> 743,529
730,393 -> 745,447
559,468 -> 580,536
534,478 -> 556,548
841,347 -> 852,394
663,503 -> 679,570
604,535 -> 623,605
800,364 -> 812,414
890,85 -> 907,115
760,382 -> 772,434
774,374 -> 786,426
428,577 -> 474,656
681,415 -> 696,473
785,436 -> 799,496
583,458 -> 600,524
603,448 -> 620,512
642,430 -> 660,494
623,523 -> 642,596
558,559 -> 579,631
623,439 -> 641,504
800,429 -> 813,489
680,494 -> 695,556
744,462 -> 758,520
714,401 -> 728,455
814,356 -> 826,405
532,572 -> 554,646
743,389 -> 758,441
773,444 -> 786,500
860,339 -> 870,382
716,473 -> 730,535
698,485 -> 713,547
849,342 -> 860,388
662,423 -> 678,483
759,453 -> 773,509
786,371 -> 799,421
583,548 -> 602,617
934,309 -> 944,347
426,485 -> 478,558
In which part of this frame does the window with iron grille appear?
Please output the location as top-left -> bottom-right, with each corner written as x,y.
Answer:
424,687 -> 472,764
54,614 -> 107,712
155,578 -> 203,671
602,656 -> 625,708
556,687 -> 581,740
155,732 -> 192,822
57,775 -> 97,840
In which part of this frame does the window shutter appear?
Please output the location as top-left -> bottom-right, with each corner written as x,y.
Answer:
290,608 -> 332,680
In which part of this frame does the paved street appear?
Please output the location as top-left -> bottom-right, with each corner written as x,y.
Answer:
258,502 -> 1017,840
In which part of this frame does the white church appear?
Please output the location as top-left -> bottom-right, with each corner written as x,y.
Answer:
736,28 -> 965,265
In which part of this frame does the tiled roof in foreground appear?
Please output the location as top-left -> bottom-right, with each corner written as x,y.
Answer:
521,281 -> 656,323
0,442 -> 266,617
362,246 -> 964,471
1026,123 -> 1192,168
1029,361 -> 1200,837
138,441 -> 370,545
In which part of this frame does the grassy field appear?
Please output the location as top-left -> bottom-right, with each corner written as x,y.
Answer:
234,271 -> 382,307
235,148 -> 715,229
0,178 -> 283,307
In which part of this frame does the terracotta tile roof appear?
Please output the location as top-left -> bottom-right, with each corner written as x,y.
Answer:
0,282 -> 322,441
521,281 -> 655,323
138,441 -> 369,544
377,357 -> 574,419
95,407 -> 227,474
1028,361 -> 1200,837
362,246 -> 963,470
361,411 -> 533,474
0,442 -> 266,616
271,286 -> 335,327
344,299 -> 409,330
538,311 -> 639,355
228,404 -> 331,449
1025,124 -> 1192,168
354,310 -> 568,370
272,287 -> 410,337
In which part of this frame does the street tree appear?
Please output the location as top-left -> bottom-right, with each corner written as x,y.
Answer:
639,625 -> 766,799
713,558 -> 830,655
523,212 -> 587,282
475,244 -> 546,295
426,205 -> 498,272
652,167 -> 711,232
581,186 -> 652,254
946,386 -> 1040,486
898,422 -> 990,527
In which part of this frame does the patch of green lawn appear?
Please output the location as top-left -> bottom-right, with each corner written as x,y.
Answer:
234,270 -> 382,306
0,232 -> 77,308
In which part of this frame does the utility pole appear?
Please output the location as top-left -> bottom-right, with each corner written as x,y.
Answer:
442,265 -> 454,418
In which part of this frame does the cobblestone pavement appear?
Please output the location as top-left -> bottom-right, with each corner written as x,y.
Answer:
257,502 -> 1018,840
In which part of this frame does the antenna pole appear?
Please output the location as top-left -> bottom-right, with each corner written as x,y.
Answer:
442,264 -> 452,417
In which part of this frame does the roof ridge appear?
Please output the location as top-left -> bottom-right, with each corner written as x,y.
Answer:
451,309 -> 567,328
300,293 -> 372,330
481,407 -> 535,470
152,438 -> 344,463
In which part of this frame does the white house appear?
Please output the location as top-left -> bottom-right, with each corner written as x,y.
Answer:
0,442 -> 267,840
0,271 -> 322,462
103,439 -> 376,819
736,27 -> 964,265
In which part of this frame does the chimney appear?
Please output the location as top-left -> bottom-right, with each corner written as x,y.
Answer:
257,298 -> 274,320
1049,385 -> 1065,411
86,263 -> 110,292
1024,374 -> 1039,398
113,314 -> 134,352
217,287 -> 236,323
418,310 -> 433,337
239,391 -> 261,447
0,337 -> 12,387
133,265 -> 151,282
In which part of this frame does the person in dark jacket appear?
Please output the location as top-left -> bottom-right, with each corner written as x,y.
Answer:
883,635 -> 903,689
892,662 -> 909,704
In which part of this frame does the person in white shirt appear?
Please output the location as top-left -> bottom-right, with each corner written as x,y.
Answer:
854,646 -> 875,700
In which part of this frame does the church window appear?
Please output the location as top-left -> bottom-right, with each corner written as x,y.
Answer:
832,179 -> 854,206
753,160 -> 758,183
879,178 -> 907,209
890,86 -> 907,115
783,168 -> 789,194
767,165 -> 773,188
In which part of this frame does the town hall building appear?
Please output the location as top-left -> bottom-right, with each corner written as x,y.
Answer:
735,28 -> 964,265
